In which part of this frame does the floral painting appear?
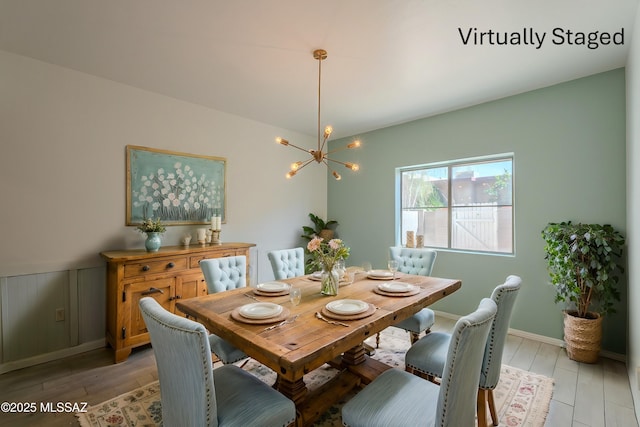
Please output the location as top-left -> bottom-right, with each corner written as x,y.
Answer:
126,145 -> 226,225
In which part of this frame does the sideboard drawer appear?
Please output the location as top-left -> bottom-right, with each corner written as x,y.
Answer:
124,257 -> 188,278
190,250 -> 238,268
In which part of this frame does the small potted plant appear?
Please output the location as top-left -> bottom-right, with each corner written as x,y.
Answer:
137,217 -> 166,252
541,221 -> 625,363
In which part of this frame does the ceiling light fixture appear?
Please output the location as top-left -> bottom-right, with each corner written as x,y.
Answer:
276,49 -> 361,180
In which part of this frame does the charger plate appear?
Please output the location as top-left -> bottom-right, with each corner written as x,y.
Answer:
320,303 -> 376,321
231,306 -> 290,325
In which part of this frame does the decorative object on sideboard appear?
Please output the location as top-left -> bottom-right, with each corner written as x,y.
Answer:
136,217 -> 166,252
416,234 -> 424,248
181,234 -> 192,246
275,49 -> 361,181
196,228 -> 207,245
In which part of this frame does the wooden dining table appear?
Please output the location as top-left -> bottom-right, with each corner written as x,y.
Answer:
176,271 -> 461,426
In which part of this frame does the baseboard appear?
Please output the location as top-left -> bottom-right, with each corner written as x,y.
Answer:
0,339 -> 107,375
433,310 -> 626,363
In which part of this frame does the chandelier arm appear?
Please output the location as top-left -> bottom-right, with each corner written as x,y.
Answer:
283,142 -> 312,153
324,157 -> 351,167
317,52 -> 322,153
325,146 -> 353,155
294,158 -> 315,171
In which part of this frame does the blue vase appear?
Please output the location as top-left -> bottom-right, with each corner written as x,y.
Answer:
145,232 -> 162,252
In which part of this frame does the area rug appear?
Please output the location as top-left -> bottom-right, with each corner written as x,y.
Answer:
77,328 -> 553,426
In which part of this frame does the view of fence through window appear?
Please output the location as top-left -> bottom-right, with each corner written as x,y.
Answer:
399,155 -> 514,254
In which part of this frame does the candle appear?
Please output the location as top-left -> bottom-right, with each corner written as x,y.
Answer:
211,217 -> 215,229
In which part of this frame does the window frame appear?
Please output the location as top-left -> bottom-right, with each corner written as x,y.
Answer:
395,153 -> 515,256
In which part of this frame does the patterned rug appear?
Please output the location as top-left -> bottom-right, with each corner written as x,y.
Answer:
77,327 -> 553,426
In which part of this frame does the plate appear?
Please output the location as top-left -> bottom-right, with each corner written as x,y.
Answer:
368,270 -> 394,279
326,299 -> 369,315
378,282 -> 415,293
239,303 -> 283,319
256,281 -> 289,293
309,271 -> 323,281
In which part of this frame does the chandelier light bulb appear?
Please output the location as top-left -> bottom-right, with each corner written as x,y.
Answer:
332,171 -> 342,180
276,137 -> 289,146
345,162 -> 360,171
286,170 -> 297,179
323,126 -> 333,138
347,140 -> 361,149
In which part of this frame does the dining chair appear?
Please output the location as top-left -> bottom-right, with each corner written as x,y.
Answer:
405,275 -> 522,427
342,298 -> 497,427
267,247 -> 305,279
139,297 -> 296,427
376,247 -> 438,348
199,256 -> 248,364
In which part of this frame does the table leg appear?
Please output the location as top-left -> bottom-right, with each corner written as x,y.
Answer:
275,375 -> 308,404
342,343 -> 366,365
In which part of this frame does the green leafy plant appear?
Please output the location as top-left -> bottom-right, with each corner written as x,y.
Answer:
301,213 -> 338,241
541,221 -> 625,318
136,217 -> 166,234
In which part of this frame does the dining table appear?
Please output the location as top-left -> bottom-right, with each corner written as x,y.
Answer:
176,270 -> 461,426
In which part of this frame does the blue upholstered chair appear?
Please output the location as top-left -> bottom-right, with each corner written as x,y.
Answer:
376,247 -> 438,347
267,247 -> 305,279
139,297 -> 296,427
342,298 -> 497,427
405,275 -> 522,427
199,256 -> 248,364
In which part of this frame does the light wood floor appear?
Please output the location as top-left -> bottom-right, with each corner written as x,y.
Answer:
0,315 -> 637,426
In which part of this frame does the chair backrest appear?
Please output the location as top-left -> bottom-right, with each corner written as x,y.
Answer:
436,298 -> 497,426
267,247 -> 305,279
389,247 -> 437,276
480,275 -> 522,390
200,255 -> 247,293
139,297 -> 217,427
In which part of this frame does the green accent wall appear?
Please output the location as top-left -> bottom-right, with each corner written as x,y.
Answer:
328,69 -> 627,354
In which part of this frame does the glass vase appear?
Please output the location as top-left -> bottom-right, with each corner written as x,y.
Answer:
145,232 -> 162,252
321,268 -> 339,296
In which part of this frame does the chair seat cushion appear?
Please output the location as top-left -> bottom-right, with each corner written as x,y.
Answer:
214,365 -> 295,427
393,308 -> 435,333
405,331 -> 451,377
209,335 -> 248,365
342,368 -> 439,427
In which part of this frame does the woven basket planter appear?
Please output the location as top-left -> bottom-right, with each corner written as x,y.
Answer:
563,310 -> 602,363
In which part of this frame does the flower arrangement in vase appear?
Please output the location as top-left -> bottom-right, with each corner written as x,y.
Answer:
136,218 -> 166,252
307,236 -> 350,296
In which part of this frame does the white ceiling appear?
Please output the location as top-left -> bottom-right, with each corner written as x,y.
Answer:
1,0 -> 638,139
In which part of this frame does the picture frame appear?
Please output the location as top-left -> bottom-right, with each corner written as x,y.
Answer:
126,145 -> 226,226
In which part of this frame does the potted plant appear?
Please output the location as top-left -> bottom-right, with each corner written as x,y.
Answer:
541,221 -> 625,363
137,217 -> 166,252
301,213 -> 338,273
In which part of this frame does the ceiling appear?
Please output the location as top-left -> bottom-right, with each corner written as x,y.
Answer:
1,0 -> 638,139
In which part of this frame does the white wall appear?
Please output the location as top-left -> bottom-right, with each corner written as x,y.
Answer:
627,5 -> 640,417
0,50 -> 326,281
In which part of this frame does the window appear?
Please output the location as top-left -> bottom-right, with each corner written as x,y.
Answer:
398,154 -> 514,254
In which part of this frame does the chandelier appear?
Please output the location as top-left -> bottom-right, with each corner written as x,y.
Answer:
276,49 -> 361,180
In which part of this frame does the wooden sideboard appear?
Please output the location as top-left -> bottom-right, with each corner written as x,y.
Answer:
100,242 -> 255,363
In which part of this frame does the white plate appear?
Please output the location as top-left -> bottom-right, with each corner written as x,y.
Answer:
326,299 -> 369,315
256,281 -> 289,293
368,270 -> 394,279
378,282 -> 415,293
239,303 -> 283,319
309,271 -> 323,281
